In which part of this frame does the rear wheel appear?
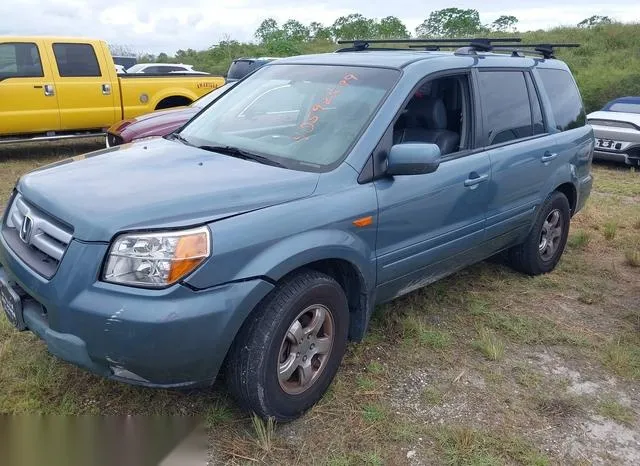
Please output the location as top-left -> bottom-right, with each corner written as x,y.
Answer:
225,269 -> 349,421
507,191 -> 571,275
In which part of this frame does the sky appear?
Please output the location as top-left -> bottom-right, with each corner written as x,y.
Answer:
1,0 -> 639,54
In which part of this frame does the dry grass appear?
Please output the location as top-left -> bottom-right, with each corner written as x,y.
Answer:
0,145 -> 639,464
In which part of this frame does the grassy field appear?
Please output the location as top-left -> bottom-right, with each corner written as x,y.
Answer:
0,141 -> 639,465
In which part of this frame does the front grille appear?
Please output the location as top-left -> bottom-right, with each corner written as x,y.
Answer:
2,193 -> 73,278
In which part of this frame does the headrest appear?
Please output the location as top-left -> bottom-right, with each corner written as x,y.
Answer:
406,97 -> 448,130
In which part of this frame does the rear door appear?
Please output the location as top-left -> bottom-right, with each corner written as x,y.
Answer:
477,69 -> 550,251
45,41 -> 118,130
0,40 -> 60,135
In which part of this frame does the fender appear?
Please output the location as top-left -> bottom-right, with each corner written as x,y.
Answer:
150,88 -> 198,109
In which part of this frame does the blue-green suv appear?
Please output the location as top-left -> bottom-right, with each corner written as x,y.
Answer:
0,40 -> 593,421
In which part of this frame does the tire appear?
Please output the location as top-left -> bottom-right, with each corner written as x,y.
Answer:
225,269 -> 349,422
507,191 -> 571,276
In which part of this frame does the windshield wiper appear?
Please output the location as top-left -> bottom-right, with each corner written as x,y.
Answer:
198,145 -> 287,168
167,133 -> 193,146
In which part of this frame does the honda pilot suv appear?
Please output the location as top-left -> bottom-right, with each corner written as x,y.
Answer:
0,39 -> 593,421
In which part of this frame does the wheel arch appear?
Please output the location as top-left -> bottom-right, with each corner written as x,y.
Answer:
554,182 -> 577,216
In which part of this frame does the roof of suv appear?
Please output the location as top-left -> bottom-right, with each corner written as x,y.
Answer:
270,49 -> 568,70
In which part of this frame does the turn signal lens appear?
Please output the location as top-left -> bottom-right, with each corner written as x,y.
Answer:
168,232 -> 210,283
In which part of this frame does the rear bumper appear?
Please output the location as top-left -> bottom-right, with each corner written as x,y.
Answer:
593,149 -> 640,166
0,235 -> 274,388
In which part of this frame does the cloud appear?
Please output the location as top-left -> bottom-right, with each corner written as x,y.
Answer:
1,0 -> 639,54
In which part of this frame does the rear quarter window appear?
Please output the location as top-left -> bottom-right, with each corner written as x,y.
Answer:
537,68 -> 586,131
53,43 -> 101,77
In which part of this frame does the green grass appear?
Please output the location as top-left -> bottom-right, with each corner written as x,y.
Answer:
568,230 -> 590,249
601,339 -> 640,379
400,314 -> 451,349
469,301 -> 586,346
598,398 -> 635,426
603,222 -> 618,241
422,386 -> 444,405
625,248 -> 640,267
362,403 -> 387,423
251,414 -> 276,452
473,327 -> 506,361
436,426 -> 550,466
356,375 -> 377,391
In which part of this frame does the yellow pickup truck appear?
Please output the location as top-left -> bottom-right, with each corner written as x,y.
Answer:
0,36 -> 225,143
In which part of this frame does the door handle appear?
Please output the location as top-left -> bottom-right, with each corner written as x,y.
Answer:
464,173 -> 489,187
541,151 -> 558,163
101,83 -> 111,96
43,84 -> 55,96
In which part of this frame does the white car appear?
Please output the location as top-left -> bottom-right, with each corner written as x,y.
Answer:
126,63 -> 208,74
587,96 -> 640,166
114,64 -> 126,74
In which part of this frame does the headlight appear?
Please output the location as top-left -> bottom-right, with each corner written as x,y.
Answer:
102,226 -> 211,288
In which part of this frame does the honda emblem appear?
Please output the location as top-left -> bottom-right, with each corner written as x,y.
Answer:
19,215 -> 33,243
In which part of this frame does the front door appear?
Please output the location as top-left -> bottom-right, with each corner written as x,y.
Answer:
44,42 -> 117,131
0,41 -> 60,135
374,72 -> 491,302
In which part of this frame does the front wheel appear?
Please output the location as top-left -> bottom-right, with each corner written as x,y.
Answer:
225,270 -> 349,421
507,191 -> 571,276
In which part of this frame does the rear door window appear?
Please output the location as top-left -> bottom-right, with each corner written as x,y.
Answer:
0,42 -> 43,79
478,70 -> 533,145
537,68 -> 586,131
52,43 -> 101,77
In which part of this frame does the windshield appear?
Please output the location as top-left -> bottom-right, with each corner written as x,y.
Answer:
179,64 -> 400,171
608,102 -> 640,114
192,83 -> 235,108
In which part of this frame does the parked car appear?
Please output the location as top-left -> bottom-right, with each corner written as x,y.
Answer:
127,63 -> 208,75
0,37 -> 225,144
587,96 -> 640,166
225,57 -> 277,82
106,82 -> 236,147
0,39 -> 593,422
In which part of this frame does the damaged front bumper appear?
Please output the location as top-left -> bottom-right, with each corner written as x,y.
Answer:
0,235 -> 273,388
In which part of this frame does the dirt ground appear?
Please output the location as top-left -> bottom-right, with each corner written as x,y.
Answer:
0,140 -> 639,465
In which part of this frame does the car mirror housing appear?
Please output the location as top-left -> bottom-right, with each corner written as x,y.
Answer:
386,143 -> 441,176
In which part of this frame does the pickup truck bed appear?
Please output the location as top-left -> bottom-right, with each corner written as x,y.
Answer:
0,36 -> 224,142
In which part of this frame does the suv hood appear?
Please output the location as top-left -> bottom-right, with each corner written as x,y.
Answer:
17,138 -> 319,242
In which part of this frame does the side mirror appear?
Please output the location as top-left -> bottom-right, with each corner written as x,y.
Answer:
386,143 -> 441,176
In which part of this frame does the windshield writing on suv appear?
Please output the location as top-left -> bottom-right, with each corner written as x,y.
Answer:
179,64 -> 400,171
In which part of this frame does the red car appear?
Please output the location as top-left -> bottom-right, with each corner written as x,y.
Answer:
105,82 -> 235,147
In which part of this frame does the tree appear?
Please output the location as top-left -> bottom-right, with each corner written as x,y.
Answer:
255,18 -> 282,42
309,21 -> 333,41
376,16 -> 409,39
578,15 -> 613,28
491,15 -> 519,33
282,19 -> 310,42
331,14 -> 377,41
415,8 -> 482,38
156,52 -> 169,63
109,43 -> 136,57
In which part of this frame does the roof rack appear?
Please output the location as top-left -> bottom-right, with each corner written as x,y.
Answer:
335,38 -> 579,59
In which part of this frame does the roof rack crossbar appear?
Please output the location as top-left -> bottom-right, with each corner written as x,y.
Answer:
334,38 -> 579,59
336,38 -> 521,45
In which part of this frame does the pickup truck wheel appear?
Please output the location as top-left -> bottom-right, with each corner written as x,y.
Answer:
225,270 -> 349,422
507,191 -> 570,276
